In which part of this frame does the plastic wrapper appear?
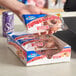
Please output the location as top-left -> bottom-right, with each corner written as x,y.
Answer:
23,14 -> 64,35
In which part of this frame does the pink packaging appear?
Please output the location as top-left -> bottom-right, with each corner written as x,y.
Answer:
23,14 -> 63,35
7,32 -> 71,66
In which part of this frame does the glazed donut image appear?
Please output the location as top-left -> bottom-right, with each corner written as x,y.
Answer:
43,15 -> 62,34
61,52 -> 70,57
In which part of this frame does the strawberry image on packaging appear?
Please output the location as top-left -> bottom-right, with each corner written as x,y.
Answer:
7,32 -> 71,66
23,14 -> 63,35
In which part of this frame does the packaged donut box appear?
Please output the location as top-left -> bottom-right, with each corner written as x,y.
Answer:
7,14 -> 71,66
7,32 -> 71,66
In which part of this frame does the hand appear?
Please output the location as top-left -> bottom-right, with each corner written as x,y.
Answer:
0,0 -> 47,22
16,5 -> 47,21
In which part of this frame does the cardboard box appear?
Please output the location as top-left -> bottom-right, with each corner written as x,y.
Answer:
7,32 -> 71,66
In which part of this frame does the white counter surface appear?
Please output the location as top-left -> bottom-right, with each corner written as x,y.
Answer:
0,12 -> 76,76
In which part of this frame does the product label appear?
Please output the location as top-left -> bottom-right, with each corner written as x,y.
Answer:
23,14 -> 62,34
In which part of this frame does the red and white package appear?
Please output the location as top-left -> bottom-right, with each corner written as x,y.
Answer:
23,14 -> 63,35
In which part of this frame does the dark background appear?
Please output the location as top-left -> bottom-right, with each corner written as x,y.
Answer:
63,0 -> 76,51
64,0 -> 76,11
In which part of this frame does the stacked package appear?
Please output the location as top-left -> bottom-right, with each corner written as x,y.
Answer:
7,14 -> 71,66
21,0 -> 64,9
